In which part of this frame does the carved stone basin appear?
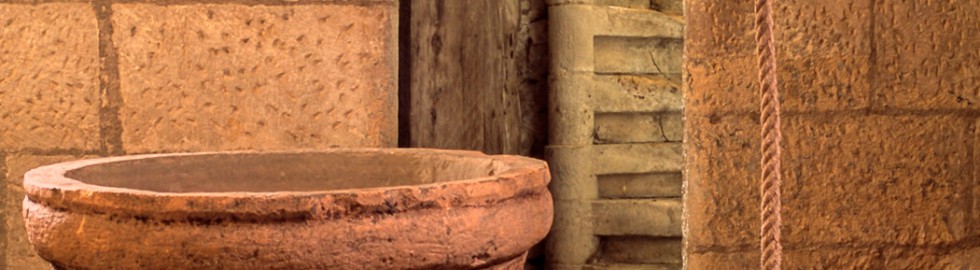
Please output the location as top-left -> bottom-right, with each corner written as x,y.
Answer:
22,149 -> 552,270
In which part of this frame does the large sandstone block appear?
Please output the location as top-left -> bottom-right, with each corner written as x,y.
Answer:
782,115 -> 973,246
686,54 -> 872,115
683,56 -> 758,114
691,247 -> 980,269
686,113 -> 973,249
685,0 -> 980,267
683,0 -> 753,59
683,113 -> 761,248
112,3 -> 397,153
686,248 -> 879,269
0,4 -> 101,151
686,0 -> 872,60
870,0 -> 980,110
976,120 -> 980,236
686,0 -> 875,114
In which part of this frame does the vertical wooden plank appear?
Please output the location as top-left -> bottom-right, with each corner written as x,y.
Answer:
408,0 -> 542,155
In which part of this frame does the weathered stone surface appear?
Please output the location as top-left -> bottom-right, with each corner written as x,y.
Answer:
594,36 -> 682,75
686,0 -> 872,59
4,186 -> 46,270
592,75 -> 681,113
870,0 -> 980,110
597,172 -> 681,199
545,0 -> 682,268
592,199 -> 680,237
784,115 -> 973,246
686,0 -> 878,114
585,264 -> 678,270
3,154 -> 95,269
687,113 -> 973,249
0,4 -> 101,151
112,3 -> 397,153
595,237 -> 680,265
545,145 -> 598,200
686,54 -> 873,114
683,113 -> 760,248
547,200 -> 599,265
773,0 -> 873,59
4,154 -> 96,187
596,0 -> 650,9
660,113 -> 681,141
779,54 -> 872,112
595,113 -> 681,144
947,247 -> 980,269
0,156 -> 4,268
684,56 -> 759,114
976,120 -> 980,237
880,247 -> 980,269
595,113 -> 659,143
683,0 -> 753,59
23,149 -> 552,269
594,143 -> 682,175
687,2 -> 980,266
593,6 -> 683,38
686,248 -> 880,269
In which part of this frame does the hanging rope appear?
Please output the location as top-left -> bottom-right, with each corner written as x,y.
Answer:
754,0 -> 783,269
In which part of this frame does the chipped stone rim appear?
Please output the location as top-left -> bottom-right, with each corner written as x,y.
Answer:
23,148 -> 550,222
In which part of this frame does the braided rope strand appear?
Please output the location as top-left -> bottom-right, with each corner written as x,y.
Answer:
755,0 -> 783,269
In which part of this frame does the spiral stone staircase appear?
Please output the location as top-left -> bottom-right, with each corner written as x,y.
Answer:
546,0 -> 684,269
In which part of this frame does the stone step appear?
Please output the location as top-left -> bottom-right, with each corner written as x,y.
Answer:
598,172 -> 682,199
596,0 -> 656,9
593,198 -> 682,237
595,112 -> 682,144
596,236 -> 682,265
595,36 -> 683,75
592,74 -> 681,113
596,0 -> 683,16
595,0 -> 684,16
586,263 -> 681,270
594,142 -> 682,175
593,6 -> 683,38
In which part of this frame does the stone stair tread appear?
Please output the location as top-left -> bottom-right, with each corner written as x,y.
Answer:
592,74 -> 681,113
594,5 -> 684,38
594,143 -> 683,174
593,198 -> 682,237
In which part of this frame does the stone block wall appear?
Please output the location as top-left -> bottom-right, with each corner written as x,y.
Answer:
0,1 -> 397,268
684,0 -> 980,268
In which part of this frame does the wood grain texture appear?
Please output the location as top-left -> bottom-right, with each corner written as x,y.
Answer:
407,0 -> 546,156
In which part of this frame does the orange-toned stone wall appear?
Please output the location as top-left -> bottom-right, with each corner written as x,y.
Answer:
0,1 -> 396,268
684,0 -> 979,268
